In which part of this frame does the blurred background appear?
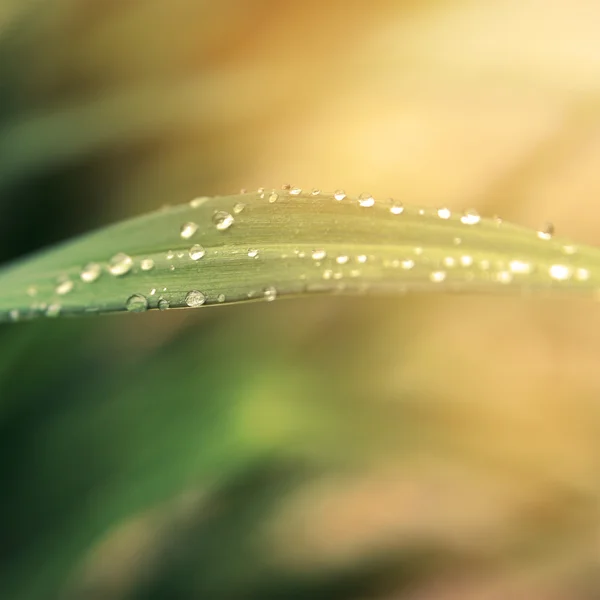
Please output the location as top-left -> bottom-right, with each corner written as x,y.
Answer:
2,1 -> 600,598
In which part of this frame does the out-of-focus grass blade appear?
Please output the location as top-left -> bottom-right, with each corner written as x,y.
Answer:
1,186 -> 599,322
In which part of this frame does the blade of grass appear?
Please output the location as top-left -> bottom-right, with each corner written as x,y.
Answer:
1,186 -> 599,322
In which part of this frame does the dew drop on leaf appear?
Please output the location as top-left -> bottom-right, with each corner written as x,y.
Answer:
180,222 -> 198,239
158,298 -> 170,311
334,190 -> 346,201
185,290 -> 206,307
81,263 -> 101,282
460,209 -> 481,225
264,286 -> 277,302
189,245 -> 206,260
56,279 -> 73,295
46,303 -> 61,317
140,258 -> 155,271
358,193 -> 375,207
213,211 -> 234,231
126,294 -> 149,313
109,253 -> 133,276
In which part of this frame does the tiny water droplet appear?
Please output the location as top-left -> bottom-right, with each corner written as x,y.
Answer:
140,258 -> 155,271
46,303 -> 61,318
390,201 -> 404,215
401,259 -> 415,270
213,211 -> 234,231
217,294 -> 226,303
336,255 -> 349,265
442,256 -> 456,268
126,294 -> 148,313
334,190 -> 346,201
56,279 -> 73,295
289,187 -> 302,196
460,255 -> 473,267
158,298 -> 170,311
264,286 -> 277,302
180,221 -> 198,239
437,207 -> 451,220
233,202 -> 246,214
189,244 -> 206,260
549,264 -> 572,281
81,263 -> 102,282
185,290 -> 206,307
509,260 -> 532,274
357,255 -> 367,263
576,268 -> 590,281
460,209 -> 481,225
268,193 -> 278,203
430,271 -> 447,283
166,250 -> 175,260
312,249 -> 327,260
537,223 -> 554,240
190,196 -> 209,208
109,253 -> 133,276
311,189 -> 321,196
562,245 -> 577,255
248,249 -> 259,258
169,265 -> 176,271
495,271 -> 513,284
323,269 -> 333,280
358,193 -> 375,207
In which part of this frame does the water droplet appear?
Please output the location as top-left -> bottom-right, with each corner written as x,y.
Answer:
323,269 -> 333,280
166,250 -> 175,260
176,251 -> 184,258
312,249 -> 327,260
336,255 -> 349,265
190,196 -> 209,208
158,298 -> 170,311
537,223 -> 554,240
233,202 -> 246,214
576,268 -> 590,281
264,286 -> 277,301
509,260 -> 532,274
401,259 -> 415,270
495,271 -> 513,284
217,294 -> 226,303
81,263 -> 101,282
358,193 -> 375,207
46,303 -> 61,318
334,190 -> 346,201
213,211 -> 234,231
268,193 -> 278,203
460,209 -> 481,225
357,255 -> 367,263
169,265 -> 176,271
289,187 -> 302,196
311,189 -> 321,196
549,264 -> 572,281
248,249 -> 259,258
185,290 -> 206,307
56,279 -> 73,295
189,244 -> 206,260
109,253 -> 133,276
430,271 -> 447,283
562,245 -> 577,255
140,258 -> 155,271
126,294 -> 148,313
180,221 -> 198,239
390,201 -> 404,215
150,288 -> 157,295
437,207 -> 452,220
460,255 -> 473,267
414,247 -> 423,256
442,256 -> 456,268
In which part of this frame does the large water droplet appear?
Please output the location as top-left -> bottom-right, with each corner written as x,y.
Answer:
390,201 -> 404,215
264,286 -> 277,302
56,279 -> 73,295
334,190 -> 346,201
81,263 -> 101,282
185,290 -> 206,307
109,253 -> 133,276
140,258 -> 155,271
126,294 -> 148,313
537,223 -> 554,240
189,244 -> 206,260
180,221 -> 198,239
358,193 -> 375,207
213,211 -> 234,231
460,209 -> 481,225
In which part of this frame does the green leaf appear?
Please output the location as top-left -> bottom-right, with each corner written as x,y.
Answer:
1,187 -> 599,322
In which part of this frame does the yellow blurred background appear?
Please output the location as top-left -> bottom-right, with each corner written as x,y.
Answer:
3,1 -> 600,599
